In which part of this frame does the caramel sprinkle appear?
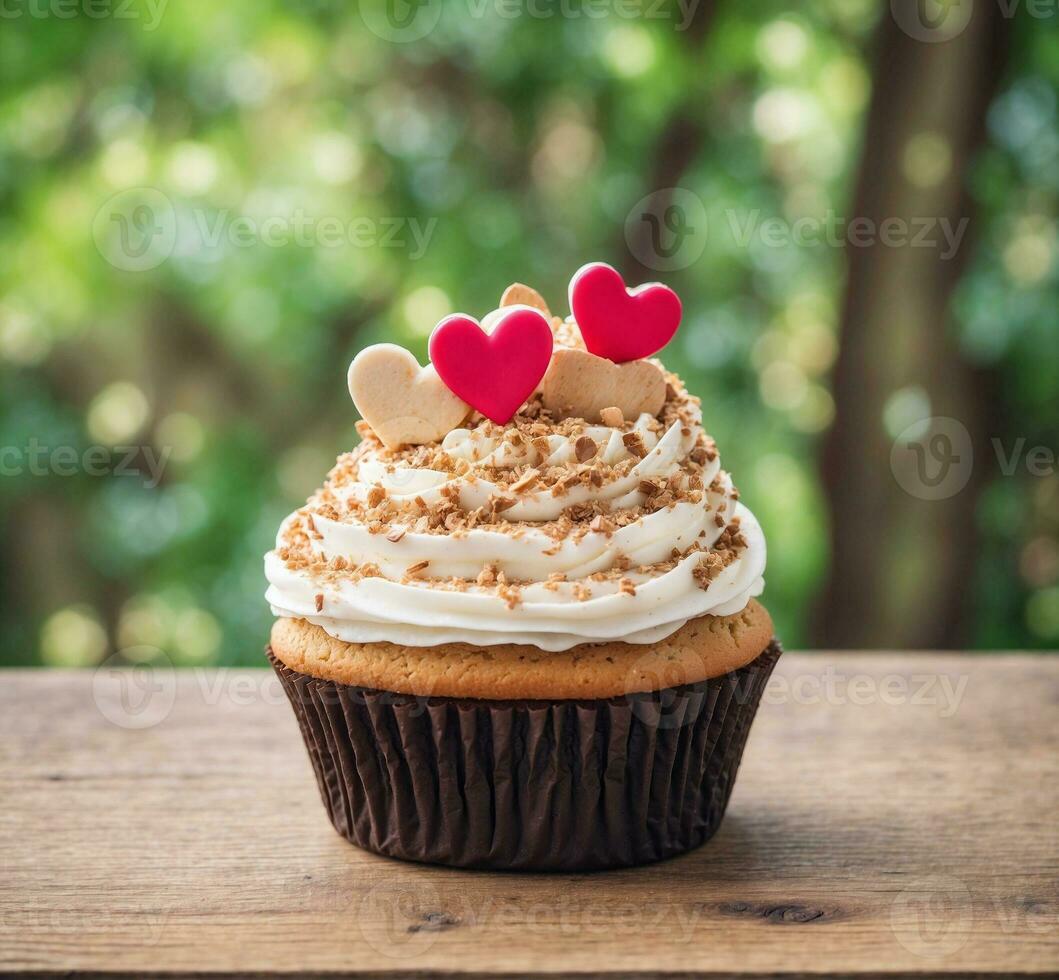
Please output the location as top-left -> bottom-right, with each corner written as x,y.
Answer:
510,468 -> 540,492
590,514 -> 616,534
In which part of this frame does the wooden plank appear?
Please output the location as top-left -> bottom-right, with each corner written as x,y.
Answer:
0,655 -> 1056,977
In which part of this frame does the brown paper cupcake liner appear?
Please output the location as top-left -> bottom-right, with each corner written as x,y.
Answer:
268,639 -> 781,871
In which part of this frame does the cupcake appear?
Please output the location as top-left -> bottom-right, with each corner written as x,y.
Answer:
265,263 -> 778,870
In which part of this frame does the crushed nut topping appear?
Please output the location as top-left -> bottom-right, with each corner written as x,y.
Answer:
574,435 -> 598,462
275,372 -> 750,606
622,432 -> 647,458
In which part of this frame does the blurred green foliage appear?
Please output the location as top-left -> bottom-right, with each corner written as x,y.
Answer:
0,0 -> 1056,667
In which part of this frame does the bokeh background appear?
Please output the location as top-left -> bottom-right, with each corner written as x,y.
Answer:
1,0 -> 1056,668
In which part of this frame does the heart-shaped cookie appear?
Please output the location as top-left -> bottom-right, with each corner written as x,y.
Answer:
500,282 -> 551,316
348,344 -> 470,450
569,262 -> 682,363
429,307 -> 553,425
540,348 -> 666,422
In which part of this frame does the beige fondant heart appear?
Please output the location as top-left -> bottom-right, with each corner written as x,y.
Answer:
348,344 -> 469,450
500,282 -> 550,317
540,348 -> 666,423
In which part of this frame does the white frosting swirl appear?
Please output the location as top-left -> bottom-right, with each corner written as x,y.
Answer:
265,397 -> 766,651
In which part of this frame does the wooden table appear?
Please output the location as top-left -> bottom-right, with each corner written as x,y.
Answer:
2,654 -> 1056,978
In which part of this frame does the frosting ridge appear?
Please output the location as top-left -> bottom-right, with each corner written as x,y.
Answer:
265,361 -> 766,651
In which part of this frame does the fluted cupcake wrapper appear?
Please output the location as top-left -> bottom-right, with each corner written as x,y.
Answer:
268,640 -> 781,871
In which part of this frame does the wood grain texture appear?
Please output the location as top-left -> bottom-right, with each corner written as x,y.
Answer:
0,654 -> 1056,978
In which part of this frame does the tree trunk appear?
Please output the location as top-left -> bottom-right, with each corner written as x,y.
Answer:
814,0 -> 1010,647
619,0 -> 717,282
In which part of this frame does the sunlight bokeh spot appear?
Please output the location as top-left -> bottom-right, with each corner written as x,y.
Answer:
167,142 -> 221,196
602,25 -> 656,79
757,19 -> 810,72
902,132 -> 952,189
41,606 -> 108,668
87,382 -> 151,445
156,413 -> 206,465
403,286 -> 452,337
883,386 -> 932,441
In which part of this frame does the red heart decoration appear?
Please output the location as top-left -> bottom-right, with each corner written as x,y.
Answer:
429,307 -> 553,425
569,262 -> 682,363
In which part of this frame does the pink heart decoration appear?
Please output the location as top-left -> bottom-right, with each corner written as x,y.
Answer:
429,307 -> 553,425
568,262 -> 682,363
